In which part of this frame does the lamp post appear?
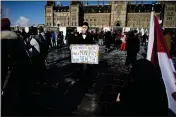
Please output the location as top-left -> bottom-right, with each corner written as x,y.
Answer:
152,3 -> 155,11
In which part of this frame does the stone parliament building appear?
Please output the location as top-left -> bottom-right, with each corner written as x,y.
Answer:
45,1 -> 176,28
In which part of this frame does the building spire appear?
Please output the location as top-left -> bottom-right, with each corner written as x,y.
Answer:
98,0 -> 99,7
141,0 -> 144,6
136,1 -> 138,6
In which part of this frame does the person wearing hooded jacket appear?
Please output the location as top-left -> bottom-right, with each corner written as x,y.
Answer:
104,31 -> 112,52
125,59 -> 168,116
1,18 -> 33,115
125,31 -> 140,67
108,59 -> 168,116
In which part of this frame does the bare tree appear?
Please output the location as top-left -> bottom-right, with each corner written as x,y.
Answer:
1,6 -> 9,18
1,8 -> 4,18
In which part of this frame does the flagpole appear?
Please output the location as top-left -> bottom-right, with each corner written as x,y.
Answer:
146,9 -> 155,61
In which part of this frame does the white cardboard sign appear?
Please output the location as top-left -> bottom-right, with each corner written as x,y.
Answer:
70,44 -> 99,64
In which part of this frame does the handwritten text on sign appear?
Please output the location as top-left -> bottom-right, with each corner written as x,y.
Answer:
71,44 -> 99,64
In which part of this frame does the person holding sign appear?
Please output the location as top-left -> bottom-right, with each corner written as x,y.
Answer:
77,22 -> 94,44
71,22 -> 95,85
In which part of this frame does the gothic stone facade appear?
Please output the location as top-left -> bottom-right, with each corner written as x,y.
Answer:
45,1 -> 176,28
163,2 -> 176,27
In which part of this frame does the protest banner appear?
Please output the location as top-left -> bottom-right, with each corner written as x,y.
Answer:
70,44 -> 99,64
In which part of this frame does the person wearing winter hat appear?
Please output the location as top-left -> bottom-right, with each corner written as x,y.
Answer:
1,18 -> 19,90
1,18 -> 33,115
1,18 -> 11,95
77,22 -> 94,44
1,18 -> 11,31
71,22 -> 95,85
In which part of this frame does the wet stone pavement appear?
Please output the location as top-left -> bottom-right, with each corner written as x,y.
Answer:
39,46 -> 175,116
2,46 -> 132,116
74,48 -> 131,116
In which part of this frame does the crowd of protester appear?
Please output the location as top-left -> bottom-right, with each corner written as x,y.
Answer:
1,17 -> 176,116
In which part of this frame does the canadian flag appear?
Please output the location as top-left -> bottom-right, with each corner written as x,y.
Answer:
147,12 -> 176,114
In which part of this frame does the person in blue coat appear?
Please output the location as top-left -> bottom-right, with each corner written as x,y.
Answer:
51,31 -> 56,48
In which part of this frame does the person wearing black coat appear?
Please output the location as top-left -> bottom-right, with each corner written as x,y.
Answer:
125,31 -> 140,67
1,18 -> 33,115
105,31 -> 112,52
142,33 -> 148,46
45,30 -> 52,50
92,31 -> 98,43
21,28 -> 28,42
126,59 -> 168,116
77,31 -> 94,44
72,22 -> 95,85
57,31 -> 63,50
109,59 -> 168,116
